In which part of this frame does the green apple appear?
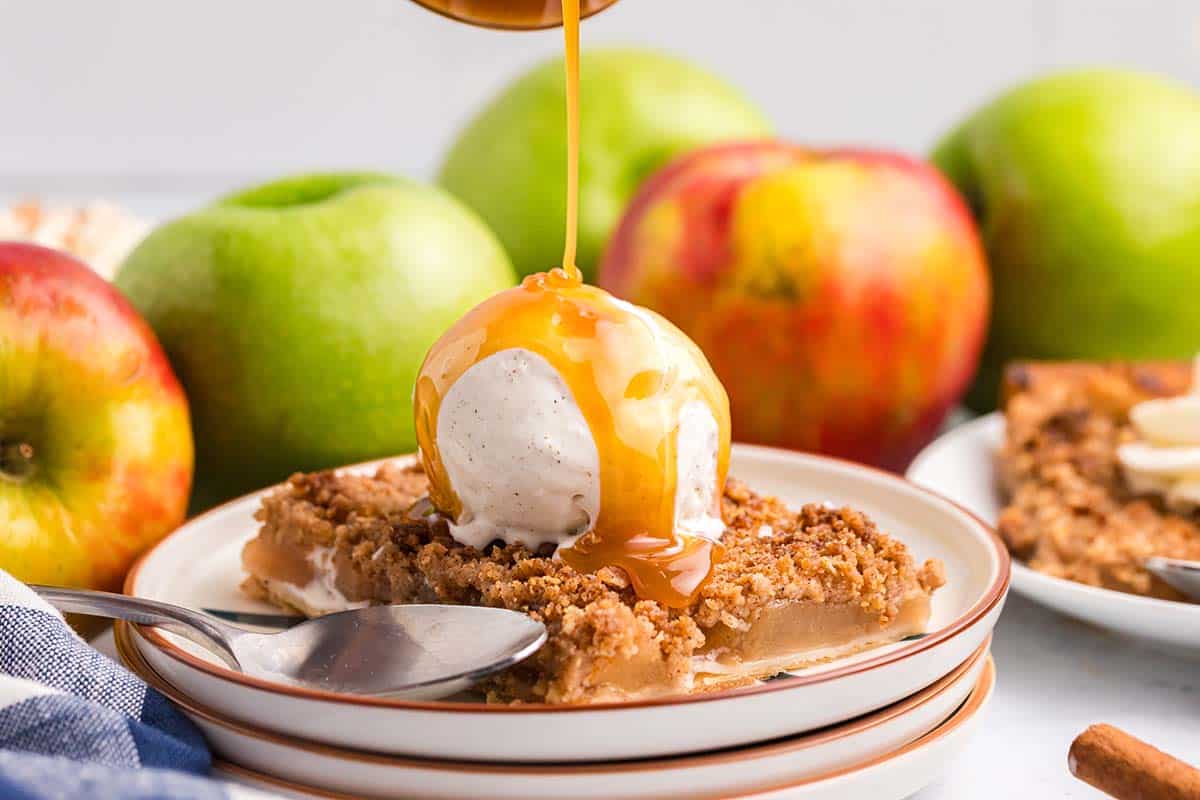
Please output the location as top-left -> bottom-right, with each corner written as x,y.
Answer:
116,172 -> 515,508
933,69 -> 1200,409
439,48 -> 772,280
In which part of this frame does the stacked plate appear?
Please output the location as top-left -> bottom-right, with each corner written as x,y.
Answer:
117,445 -> 1010,800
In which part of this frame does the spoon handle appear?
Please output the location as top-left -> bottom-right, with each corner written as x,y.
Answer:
31,585 -> 242,670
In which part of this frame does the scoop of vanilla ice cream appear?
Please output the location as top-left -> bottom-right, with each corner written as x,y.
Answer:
435,348 -> 601,551
674,399 -> 724,540
433,347 -> 726,553
1118,356 -> 1200,511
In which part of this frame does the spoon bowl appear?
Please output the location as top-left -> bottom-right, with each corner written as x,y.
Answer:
34,586 -> 546,700
229,604 -> 547,699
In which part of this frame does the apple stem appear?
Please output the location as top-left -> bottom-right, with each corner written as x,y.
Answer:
0,441 -> 36,482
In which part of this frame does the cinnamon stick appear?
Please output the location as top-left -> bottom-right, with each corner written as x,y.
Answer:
1069,724 -> 1200,800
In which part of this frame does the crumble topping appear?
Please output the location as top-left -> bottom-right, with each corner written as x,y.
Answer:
999,362 -> 1200,601
246,462 -> 943,703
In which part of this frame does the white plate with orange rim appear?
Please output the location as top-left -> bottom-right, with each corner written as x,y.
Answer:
126,445 -> 1009,762
907,413 -> 1200,652
118,621 -> 992,800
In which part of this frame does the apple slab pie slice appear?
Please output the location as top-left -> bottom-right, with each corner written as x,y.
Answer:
242,462 -> 945,704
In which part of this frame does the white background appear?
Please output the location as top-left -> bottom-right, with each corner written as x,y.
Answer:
10,1 -> 1200,797
4,0 -> 1200,213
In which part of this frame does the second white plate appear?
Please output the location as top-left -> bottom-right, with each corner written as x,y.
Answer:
908,413 -> 1200,653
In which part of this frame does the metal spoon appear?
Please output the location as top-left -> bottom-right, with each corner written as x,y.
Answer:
34,585 -> 546,700
1143,557 -> 1200,601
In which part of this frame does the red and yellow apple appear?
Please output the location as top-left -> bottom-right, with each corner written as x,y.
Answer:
0,243 -> 192,590
600,142 -> 989,470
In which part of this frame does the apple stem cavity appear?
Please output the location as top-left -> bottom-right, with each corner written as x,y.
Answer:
0,441 -> 37,483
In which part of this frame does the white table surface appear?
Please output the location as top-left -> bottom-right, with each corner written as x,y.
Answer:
916,592 -> 1200,799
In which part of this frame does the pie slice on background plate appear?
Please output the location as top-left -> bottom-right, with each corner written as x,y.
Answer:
907,362 -> 1200,656
997,361 -> 1200,601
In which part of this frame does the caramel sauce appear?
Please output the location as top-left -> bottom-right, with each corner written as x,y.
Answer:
411,0 -> 615,30
560,0 -> 581,278
415,270 -> 731,607
413,0 -> 731,607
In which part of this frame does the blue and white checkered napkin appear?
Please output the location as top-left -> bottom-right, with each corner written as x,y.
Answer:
0,570 -> 275,800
